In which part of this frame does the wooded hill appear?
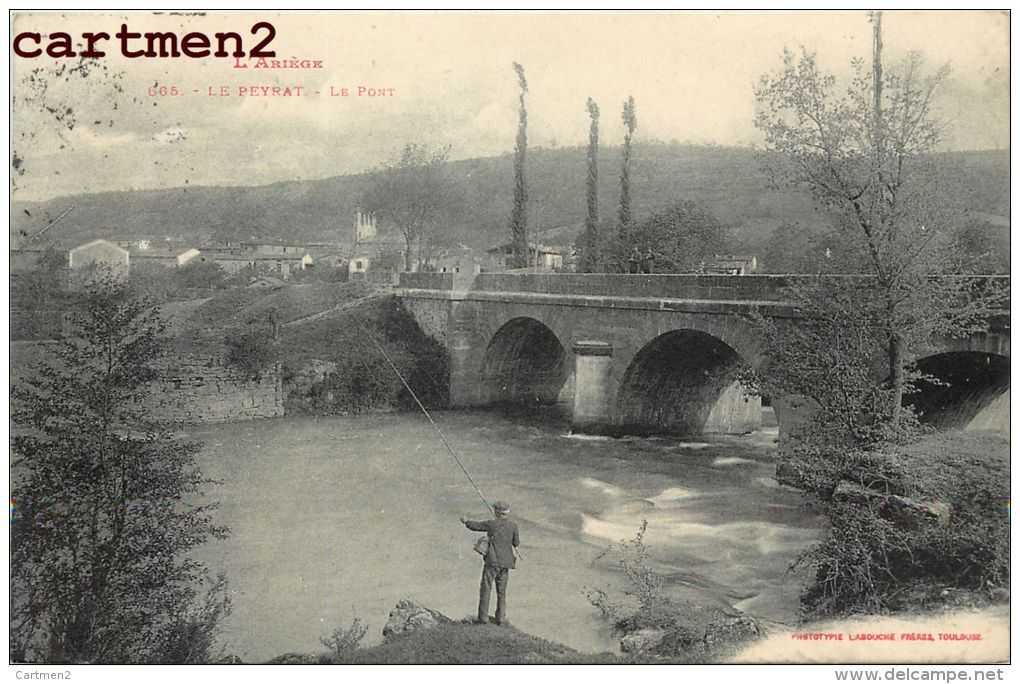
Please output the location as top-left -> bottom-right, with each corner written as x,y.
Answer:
11,143 -> 1009,260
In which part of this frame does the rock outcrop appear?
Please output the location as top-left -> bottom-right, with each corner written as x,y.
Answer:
382,598 -> 454,640
619,628 -> 667,654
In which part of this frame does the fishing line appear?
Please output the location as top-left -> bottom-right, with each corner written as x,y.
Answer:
351,312 -> 494,518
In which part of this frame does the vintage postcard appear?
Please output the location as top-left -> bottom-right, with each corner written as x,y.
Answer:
8,9 -> 1010,673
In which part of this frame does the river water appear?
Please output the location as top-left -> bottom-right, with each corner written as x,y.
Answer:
191,408 -> 825,662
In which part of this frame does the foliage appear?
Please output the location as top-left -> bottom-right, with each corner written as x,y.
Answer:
222,263 -> 260,287
177,259 -> 227,290
127,260 -> 180,302
752,32 -> 1007,623
509,61 -> 530,269
581,98 -> 601,273
287,264 -> 349,284
949,219 -> 1010,275
319,614 -> 369,661
606,200 -> 729,273
760,221 -> 861,274
749,279 -> 925,449
11,247 -> 71,339
359,143 -> 456,272
10,272 -> 230,663
754,35 -> 1004,424
223,320 -> 278,381
618,96 -> 638,232
789,429 -> 1009,619
587,521 -> 723,656
284,296 -> 449,415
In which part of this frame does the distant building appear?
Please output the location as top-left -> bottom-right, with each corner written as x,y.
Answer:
248,243 -> 307,256
348,254 -> 372,276
700,255 -> 758,275
305,243 -> 353,270
193,242 -> 313,278
348,212 -> 405,280
68,239 -> 129,279
429,246 -> 483,275
200,251 -> 313,278
354,212 -> 377,242
486,242 -> 565,271
129,243 -> 201,268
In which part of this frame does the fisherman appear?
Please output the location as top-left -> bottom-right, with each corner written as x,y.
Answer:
460,501 -> 520,626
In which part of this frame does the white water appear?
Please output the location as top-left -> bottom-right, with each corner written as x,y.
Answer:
192,411 -> 824,662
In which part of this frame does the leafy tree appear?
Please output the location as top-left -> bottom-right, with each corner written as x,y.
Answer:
752,15 -> 1009,620
624,200 -> 729,273
128,261 -> 180,302
11,273 -> 230,663
949,219 -> 1010,275
754,15 -> 1001,426
509,62 -> 530,268
761,221 -> 860,274
12,246 -> 68,309
618,96 -> 638,232
224,322 -> 279,381
176,259 -> 227,290
581,98 -> 601,273
359,143 -> 454,272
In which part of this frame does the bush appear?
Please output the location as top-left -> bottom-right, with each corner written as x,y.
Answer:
283,296 -> 449,415
223,323 -> 278,381
177,260 -> 227,290
319,615 -> 368,662
793,431 -> 1010,618
587,521 -> 724,658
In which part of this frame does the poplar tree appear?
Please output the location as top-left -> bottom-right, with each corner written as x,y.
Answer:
618,96 -> 637,232
509,62 -> 530,269
582,97 -> 600,273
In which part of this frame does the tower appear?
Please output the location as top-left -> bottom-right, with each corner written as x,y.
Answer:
354,212 -> 377,243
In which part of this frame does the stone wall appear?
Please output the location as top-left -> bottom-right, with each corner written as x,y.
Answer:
146,353 -> 284,424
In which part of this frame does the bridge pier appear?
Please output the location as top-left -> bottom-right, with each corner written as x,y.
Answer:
571,340 -> 614,433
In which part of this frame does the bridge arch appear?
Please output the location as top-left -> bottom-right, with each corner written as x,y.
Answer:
905,350 -> 1010,433
615,328 -> 760,435
481,316 -> 569,405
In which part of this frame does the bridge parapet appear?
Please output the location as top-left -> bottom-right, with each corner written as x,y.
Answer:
399,271 -> 799,300
399,273 -> 1009,317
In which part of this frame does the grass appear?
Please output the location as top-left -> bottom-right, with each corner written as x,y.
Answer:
269,621 -> 622,664
189,281 -> 377,328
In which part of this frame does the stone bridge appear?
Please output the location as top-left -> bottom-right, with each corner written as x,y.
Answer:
398,272 -> 1010,438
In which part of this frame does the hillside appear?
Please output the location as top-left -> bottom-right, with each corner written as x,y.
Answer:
10,144 -> 1009,255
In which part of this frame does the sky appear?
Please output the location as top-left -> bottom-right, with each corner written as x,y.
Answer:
9,10 -> 1010,201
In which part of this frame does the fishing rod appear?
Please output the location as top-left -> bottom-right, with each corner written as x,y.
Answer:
352,312 -> 522,560
352,313 -> 493,516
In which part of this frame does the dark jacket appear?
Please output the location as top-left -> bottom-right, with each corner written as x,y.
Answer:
465,516 -> 520,569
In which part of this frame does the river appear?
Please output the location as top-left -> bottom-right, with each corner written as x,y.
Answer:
191,408 -> 825,662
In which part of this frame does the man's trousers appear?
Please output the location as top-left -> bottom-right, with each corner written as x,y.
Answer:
478,564 -> 509,624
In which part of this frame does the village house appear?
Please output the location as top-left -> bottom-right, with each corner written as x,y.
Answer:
428,245 -> 484,275
194,242 -> 314,278
700,255 -> 758,275
68,239 -> 130,278
121,240 -> 202,268
486,242 -> 566,271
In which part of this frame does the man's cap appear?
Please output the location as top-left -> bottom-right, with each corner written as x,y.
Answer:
493,501 -> 510,513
